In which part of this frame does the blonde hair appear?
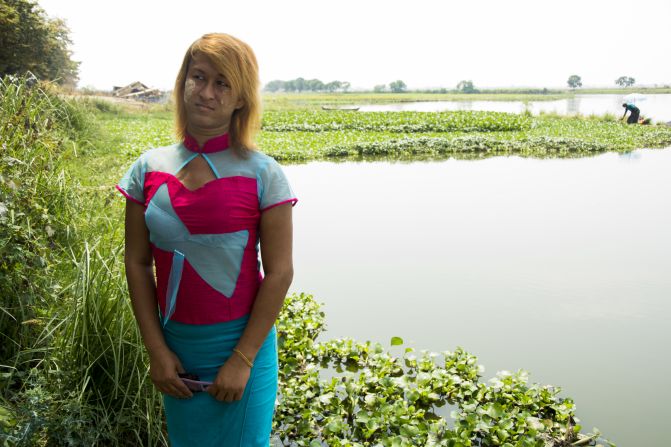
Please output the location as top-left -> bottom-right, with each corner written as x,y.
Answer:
174,33 -> 261,152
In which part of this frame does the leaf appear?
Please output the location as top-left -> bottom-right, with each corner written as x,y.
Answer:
391,336 -> 403,346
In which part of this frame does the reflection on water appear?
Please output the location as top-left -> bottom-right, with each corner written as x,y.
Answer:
566,96 -> 581,115
284,148 -> 671,447
359,94 -> 671,123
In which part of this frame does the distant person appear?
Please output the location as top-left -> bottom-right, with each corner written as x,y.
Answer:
621,102 -> 640,124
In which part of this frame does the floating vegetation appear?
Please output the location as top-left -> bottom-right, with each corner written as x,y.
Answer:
259,113 -> 671,162
274,293 -> 613,447
263,110 -> 532,133
322,136 -> 613,159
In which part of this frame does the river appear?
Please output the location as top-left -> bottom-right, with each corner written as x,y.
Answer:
285,147 -> 671,446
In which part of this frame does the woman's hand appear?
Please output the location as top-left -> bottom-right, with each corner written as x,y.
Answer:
149,347 -> 193,399
207,353 -> 251,402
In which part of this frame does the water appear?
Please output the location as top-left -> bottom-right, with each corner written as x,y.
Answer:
284,148 -> 671,447
358,94 -> 671,123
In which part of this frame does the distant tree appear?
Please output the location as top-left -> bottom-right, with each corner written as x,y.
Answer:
306,78 -> 325,92
0,0 -> 79,85
373,84 -> 386,93
615,76 -> 635,87
264,78 -> 350,93
283,80 -> 296,92
456,80 -> 477,93
567,75 -> 582,89
325,80 -> 342,92
389,80 -> 406,93
264,80 -> 285,92
293,77 -> 306,92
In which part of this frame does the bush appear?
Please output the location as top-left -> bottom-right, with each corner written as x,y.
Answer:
0,76 -> 90,370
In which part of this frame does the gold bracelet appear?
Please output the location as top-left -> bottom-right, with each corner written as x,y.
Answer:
233,348 -> 253,368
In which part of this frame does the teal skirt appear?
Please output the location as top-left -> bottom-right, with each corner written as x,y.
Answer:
162,314 -> 278,446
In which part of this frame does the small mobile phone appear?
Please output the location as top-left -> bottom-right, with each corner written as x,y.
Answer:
178,372 -> 213,392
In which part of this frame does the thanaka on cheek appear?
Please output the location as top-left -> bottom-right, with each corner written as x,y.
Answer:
184,78 -> 196,102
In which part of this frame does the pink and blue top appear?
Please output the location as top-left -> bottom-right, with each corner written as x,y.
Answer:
116,133 -> 297,326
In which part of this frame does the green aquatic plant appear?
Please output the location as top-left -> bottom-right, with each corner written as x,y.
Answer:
263,111 -> 531,133
274,293 -> 613,447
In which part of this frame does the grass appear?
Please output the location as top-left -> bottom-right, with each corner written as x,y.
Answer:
262,92 -> 569,110
577,86 -> 671,94
262,88 -> 671,111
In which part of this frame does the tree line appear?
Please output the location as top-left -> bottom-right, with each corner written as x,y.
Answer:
264,78 -> 352,93
267,76 -> 643,93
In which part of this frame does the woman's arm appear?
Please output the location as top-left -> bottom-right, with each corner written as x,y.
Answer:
124,200 -> 192,398
207,203 -> 294,402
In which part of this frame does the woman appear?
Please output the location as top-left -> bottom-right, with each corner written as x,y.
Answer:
116,33 -> 296,446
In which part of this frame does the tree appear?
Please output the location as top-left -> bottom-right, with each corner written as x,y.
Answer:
325,81 -> 342,92
456,80 -> 477,93
306,79 -> 325,92
0,0 -> 79,85
373,84 -> 386,93
615,76 -> 635,87
264,78 -> 350,92
389,80 -> 406,93
283,80 -> 296,92
264,80 -> 285,92
293,77 -> 306,92
567,75 -> 582,89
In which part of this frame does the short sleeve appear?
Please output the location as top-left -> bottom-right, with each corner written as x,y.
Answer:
115,156 -> 146,206
259,158 -> 298,212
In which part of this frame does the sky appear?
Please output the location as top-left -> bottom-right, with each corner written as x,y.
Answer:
38,0 -> 671,91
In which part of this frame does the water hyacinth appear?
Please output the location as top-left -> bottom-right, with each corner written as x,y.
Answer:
263,111 -> 532,133
273,294 -> 612,447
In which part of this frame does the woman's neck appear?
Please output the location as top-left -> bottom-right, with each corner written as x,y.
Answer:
186,125 -> 229,148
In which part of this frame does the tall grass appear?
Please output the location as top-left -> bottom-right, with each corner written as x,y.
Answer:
42,238 -> 166,445
0,76 -> 166,445
0,76 -> 86,372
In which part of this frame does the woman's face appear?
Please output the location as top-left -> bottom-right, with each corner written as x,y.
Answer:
183,53 -> 243,136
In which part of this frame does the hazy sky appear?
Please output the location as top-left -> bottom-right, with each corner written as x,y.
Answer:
38,0 -> 671,91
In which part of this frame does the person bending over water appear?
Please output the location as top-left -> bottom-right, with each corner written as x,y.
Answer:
621,102 -> 640,124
